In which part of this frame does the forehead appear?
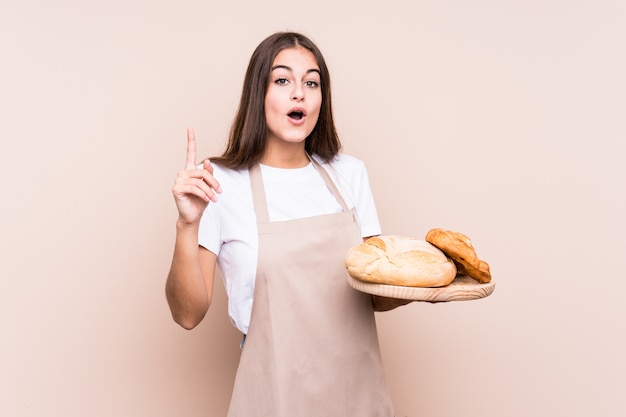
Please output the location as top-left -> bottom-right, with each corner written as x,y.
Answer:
272,47 -> 319,71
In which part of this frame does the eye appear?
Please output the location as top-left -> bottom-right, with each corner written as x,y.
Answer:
274,78 -> 289,85
304,80 -> 319,88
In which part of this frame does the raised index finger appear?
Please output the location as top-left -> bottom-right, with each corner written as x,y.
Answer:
185,127 -> 197,169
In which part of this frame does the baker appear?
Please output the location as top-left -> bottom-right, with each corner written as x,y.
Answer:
165,31 -> 408,417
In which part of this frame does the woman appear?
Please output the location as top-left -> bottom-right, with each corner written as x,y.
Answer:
166,31 -> 407,416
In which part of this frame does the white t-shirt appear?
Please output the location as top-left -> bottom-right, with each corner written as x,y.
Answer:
198,153 -> 381,334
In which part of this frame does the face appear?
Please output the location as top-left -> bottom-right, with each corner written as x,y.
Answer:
264,47 -> 322,148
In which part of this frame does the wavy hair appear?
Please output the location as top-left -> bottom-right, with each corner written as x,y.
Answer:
210,32 -> 341,169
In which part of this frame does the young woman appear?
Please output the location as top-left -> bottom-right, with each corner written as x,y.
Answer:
166,31 -> 407,417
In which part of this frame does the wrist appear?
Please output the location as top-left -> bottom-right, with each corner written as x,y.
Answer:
176,217 -> 201,232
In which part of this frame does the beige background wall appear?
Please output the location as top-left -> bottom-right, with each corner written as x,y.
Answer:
1,0 -> 624,416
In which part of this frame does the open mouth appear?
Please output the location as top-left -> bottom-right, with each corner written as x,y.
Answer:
288,110 -> 305,121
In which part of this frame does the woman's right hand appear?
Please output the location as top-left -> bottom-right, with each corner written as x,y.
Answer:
172,127 -> 222,226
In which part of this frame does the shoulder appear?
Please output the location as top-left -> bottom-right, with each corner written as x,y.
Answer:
208,161 -> 246,177
198,162 -> 256,247
198,162 -> 252,217
313,153 -> 375,204
328,153 -> 366,167
316,153 -> 368,177
204,161 -> 250,187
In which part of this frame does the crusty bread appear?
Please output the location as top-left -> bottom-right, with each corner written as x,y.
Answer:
456,260 -> 492,284
345,236 -> 457,287
425,228 -> 492,283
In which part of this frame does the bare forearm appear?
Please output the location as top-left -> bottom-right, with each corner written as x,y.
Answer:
166,220 -> 212,329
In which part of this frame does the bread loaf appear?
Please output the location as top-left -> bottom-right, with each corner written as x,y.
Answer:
345,236 -> 457,287
425,228 -> 491,283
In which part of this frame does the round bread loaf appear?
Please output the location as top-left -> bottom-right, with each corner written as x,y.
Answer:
344,236 -> 457,287
425,228 -> 492,283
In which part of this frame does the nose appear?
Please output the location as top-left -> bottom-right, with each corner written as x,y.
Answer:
291,84 -> 304,101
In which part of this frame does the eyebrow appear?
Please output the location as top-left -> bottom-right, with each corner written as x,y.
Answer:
271,64 -> 320,75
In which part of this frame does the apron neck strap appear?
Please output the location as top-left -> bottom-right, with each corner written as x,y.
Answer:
249,154 -> 351,225
308,155 -> 351,213
249,163 -> 270,224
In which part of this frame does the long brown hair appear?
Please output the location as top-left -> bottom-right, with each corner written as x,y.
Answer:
210,32 -> 341,169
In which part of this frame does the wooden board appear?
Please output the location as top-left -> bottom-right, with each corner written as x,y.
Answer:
347,274 -> 495,303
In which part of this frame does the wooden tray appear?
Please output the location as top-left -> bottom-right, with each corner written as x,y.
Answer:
347,274 -> 495,302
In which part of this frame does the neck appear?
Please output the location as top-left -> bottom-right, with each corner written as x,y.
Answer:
260,142 -> 309,168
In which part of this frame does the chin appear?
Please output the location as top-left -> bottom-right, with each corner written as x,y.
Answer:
276,133 -> 311,144
286,136 -> 309,143
267,127 -> 314,145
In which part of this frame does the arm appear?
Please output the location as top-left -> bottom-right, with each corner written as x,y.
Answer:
165,127 -> 222,330
166,223 -> 217,329
372,295 -> 412,311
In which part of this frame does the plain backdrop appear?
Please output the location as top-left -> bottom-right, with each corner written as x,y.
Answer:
1,1 -> 624,416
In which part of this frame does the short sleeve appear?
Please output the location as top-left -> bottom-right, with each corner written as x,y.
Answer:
198,199 -> 222,256
352,160 -> 381,238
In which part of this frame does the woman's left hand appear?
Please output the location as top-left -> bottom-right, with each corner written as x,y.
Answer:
372,296 -> 412,311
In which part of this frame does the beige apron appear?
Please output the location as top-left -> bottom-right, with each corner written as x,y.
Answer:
226,158 -> 394,417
